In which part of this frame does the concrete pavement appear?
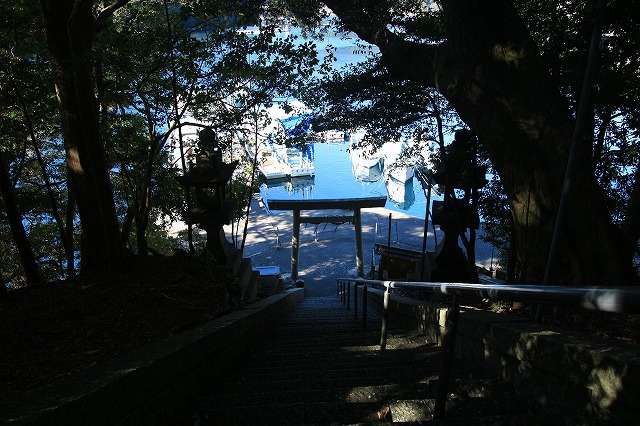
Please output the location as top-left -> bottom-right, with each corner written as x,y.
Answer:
226,197 -> 500,297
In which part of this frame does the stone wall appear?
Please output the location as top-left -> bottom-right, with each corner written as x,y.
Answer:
360,286 -> 640,424
1,289 -> 304,425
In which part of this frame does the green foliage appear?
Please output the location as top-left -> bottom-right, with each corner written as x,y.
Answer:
95,0 -> 324,256
306,58 -> 463,152
1,2 -> 74,283
314,0 -> 639,277
0,221 -> 23,287
0,0 -> 329,285
478,166 -> 512,270
4,0 -> 635,286
516,0 -> 640,227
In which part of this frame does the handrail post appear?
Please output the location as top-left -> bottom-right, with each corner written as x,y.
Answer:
347,281 -> 351,310
354,283 -> 359,319
291,209 -> 300,281
363,283 -> 368,328
433,294 -> 461,420
380,286 -> 391,350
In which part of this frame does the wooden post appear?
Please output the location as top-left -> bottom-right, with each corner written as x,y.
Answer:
354,208 -> 364,277
292,209 -> 301,281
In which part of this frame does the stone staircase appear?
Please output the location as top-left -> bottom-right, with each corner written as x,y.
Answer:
186,296 -> 534,425
222,229 -> 260,302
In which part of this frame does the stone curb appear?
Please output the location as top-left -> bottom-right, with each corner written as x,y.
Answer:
1,288 -> 304,425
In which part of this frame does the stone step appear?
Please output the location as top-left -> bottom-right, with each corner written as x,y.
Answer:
186,295 -> 532,425
237,346 -> 440,372
211,361 -> 438,386
194,386 -> 535,425
191,399 -> 438,425
197,382 -> 437,408
253,329 -> 428,343
243,343 -> 430,358
203,370 -> 437,396
191,401 -> 306,426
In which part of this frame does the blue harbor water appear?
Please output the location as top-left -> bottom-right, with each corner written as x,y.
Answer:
255,25 -> 447,219
259,141 -> 442,219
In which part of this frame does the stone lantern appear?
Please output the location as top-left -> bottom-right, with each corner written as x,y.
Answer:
177,127 -> 238,262
430,130 -> 487,283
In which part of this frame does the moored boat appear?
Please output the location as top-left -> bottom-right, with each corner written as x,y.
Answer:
285,145 -> 315,177
380,140 -> 416,182
349,139 -> 384,182
257,149 -> 290,179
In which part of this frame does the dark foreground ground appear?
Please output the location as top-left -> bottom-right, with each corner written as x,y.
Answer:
2,199 -> 638,401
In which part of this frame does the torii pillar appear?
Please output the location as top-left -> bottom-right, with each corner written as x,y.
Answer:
267,197 -> 387,281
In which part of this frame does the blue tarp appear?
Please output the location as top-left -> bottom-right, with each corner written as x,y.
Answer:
280,114 -> 314,137
304,143 -> 314,162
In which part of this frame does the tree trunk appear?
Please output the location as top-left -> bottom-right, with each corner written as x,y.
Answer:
135,120 -> 161,257
324,0 -> 637,284
622,165 -> 640,262
41,0 -> 124,274
121,204 -> 135,248
0,275 -> 8,303
0,153 -> 42,284
65,169 -> 76,277
135,211 -> 149,256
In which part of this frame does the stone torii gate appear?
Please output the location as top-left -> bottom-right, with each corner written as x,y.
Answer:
267,197 -> 387,281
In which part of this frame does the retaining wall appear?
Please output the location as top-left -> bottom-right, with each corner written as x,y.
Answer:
1,288 -> 304,425
361,286 -> 640,424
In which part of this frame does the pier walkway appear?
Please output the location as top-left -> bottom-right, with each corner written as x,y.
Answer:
233,199 -> 498,297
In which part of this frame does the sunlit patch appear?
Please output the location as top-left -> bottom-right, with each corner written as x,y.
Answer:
492,44 -> 525,65
512,191 -> 542,226
589,365 -> 625,409
67,147 -> 84,174
338,345 -> 381,351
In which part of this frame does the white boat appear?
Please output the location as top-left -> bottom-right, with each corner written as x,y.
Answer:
276,111 -> 316,177
385,162 -> 415,182
257,149 -> 289,179
350,153 -> 383,182
243,137 -> 291,180
285,145 -> 315,177
323,130 -> 349,142
380,140 -> 415,182
349,141 -> 384,182
238,101 -> 316,180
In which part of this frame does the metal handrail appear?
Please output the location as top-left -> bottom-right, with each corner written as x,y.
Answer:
336,277 -> 640,421
339,278 -> 640,314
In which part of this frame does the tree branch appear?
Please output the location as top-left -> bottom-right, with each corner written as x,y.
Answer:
94,0 -> 132,33
322,0 -> 440,87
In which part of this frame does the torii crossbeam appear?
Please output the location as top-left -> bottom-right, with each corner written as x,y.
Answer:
266,197 -> 387,281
